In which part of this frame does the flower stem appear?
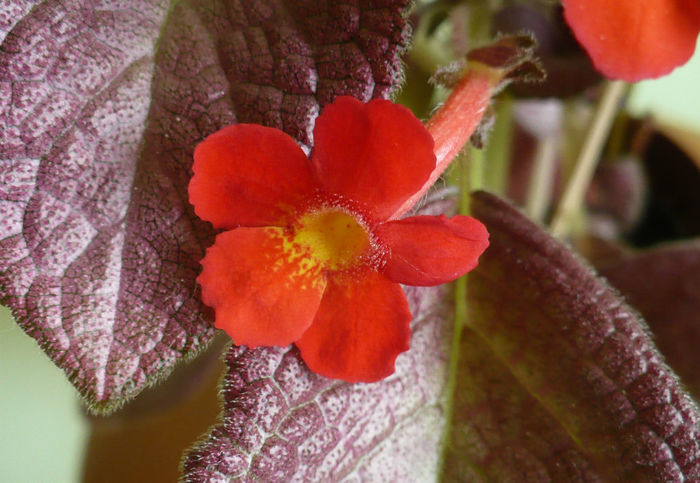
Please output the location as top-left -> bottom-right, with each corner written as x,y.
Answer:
468,145 -> 485,199
484,95 -> 514,195
524,135 -> 559,222
427,68 -> 497,183
438,145 -> 482,475
393,34 -> 542,219
391,66 -> 497,219
549,80 -> 628,237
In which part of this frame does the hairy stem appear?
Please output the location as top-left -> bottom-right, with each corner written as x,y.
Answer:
392,66 -> 498,219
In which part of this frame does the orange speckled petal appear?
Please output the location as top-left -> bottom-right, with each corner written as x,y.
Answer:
198,227 -> 326,347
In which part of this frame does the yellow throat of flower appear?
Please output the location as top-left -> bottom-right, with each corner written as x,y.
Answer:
294,209 -> 371,271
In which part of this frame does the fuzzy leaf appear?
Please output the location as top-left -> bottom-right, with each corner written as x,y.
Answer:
443,192 -> 700,481
0,0 -> 410,412
596,242 -> 700,400
182,196 -> 456,481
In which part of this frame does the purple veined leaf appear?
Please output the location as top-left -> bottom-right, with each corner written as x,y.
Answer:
0,0 -> 411,412
595,241 -> 700,400
443,192 -> 700,480
182,195 -> 457,482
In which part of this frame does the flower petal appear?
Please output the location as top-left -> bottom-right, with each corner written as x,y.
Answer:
296,269 -> 411,382
198,227 -> 326,347
563,0 -> 700,81
311,96 -> 436,220
376,215 -> 489,286
189,124 -> 316,229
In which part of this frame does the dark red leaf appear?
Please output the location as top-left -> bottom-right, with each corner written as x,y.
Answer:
0,0 -> 411,411
443,192 -> 700,480
596,242 -> 700,400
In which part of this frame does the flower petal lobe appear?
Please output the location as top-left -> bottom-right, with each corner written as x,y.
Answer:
563,0 -> 700,81
311,96 -> 436,220
296,269 -> 411,382
198,227 -> 326,347
189,125 -> 315,229
377,215 -> 489,286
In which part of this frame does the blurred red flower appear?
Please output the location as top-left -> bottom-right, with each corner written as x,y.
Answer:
563,0 -> 700,81
188,96 -> 489,382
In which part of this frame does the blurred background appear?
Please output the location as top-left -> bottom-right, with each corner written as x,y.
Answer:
1,304 -> 87,482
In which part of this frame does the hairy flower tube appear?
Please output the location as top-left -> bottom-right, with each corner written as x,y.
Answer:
563,0 -> 700,81
189,96 -> 489,382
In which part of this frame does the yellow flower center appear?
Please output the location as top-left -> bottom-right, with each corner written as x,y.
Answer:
294,210 -> 371,270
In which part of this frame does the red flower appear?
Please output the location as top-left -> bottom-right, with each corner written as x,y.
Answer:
189,96 -> 489,382
563,0 -> 700,81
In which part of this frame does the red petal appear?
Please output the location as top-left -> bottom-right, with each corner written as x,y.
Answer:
563,0 -> 700,81
198,227 -> 326,347
189,124 -> 315,229
311,96 -> 435,221
376,215 -> 489,286
296,270 -> 411,382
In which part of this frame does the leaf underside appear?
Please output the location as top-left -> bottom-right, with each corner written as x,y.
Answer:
443,192 -> 700,481
0,0 -> 410,412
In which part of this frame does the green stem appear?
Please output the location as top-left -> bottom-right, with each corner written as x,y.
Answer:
468,146 -> 485,202
438,146 -> 483,477
550,80 -> 628,237
484,95 -> 514,195
524,135 -> 558,222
